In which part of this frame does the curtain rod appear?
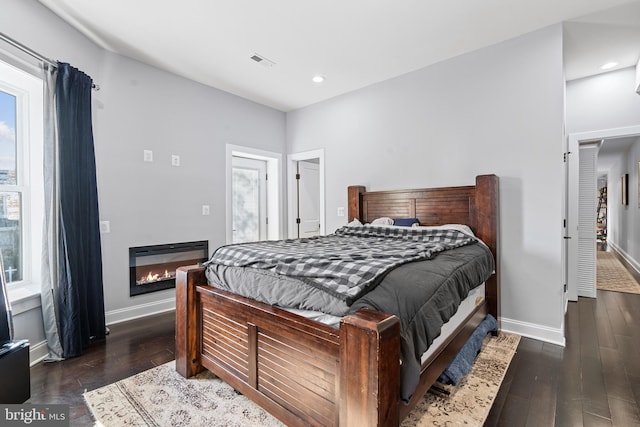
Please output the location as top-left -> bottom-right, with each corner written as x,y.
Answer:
0,31 -> 100,91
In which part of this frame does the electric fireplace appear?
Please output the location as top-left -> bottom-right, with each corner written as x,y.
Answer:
129,241 -> 208,296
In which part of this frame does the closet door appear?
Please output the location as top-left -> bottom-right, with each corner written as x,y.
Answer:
577,143 -> 599,298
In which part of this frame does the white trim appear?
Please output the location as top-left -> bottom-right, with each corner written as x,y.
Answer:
29,340 -> 49,366
7,285 -> 40,315
105,297 -> 176,326
287,149 -> 325,239
608,241 -> 640,276
501,316 -> 566,347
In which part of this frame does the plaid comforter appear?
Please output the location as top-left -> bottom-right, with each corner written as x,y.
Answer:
206,226 -> 476,304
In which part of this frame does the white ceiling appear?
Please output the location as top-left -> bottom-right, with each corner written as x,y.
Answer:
38,0 -> 640,112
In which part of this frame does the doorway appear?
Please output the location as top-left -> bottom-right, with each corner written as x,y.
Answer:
287,149 -> 325,239
225,144 -> 283,244
566,125 -> 640,302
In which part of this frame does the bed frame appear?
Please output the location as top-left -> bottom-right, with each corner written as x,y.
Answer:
175,174 -> 499,426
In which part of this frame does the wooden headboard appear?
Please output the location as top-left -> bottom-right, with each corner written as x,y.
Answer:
347,174 -> 500,321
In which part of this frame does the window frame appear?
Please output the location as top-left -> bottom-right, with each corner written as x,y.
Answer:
0,60 -> 44,291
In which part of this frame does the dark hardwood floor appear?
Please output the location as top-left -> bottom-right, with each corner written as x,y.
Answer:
27,312 -> 175,426
488,245 -> 640,426
26,254 -> 640,426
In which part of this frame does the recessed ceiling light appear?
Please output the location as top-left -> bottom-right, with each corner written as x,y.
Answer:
312,75 -> 325,84
600,62 -> 618,70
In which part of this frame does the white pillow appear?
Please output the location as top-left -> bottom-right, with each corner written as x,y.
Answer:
370,217 -> 394,226
347,218 -> 363,227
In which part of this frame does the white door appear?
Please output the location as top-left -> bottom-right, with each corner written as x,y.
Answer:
577,143 -> 599,298
296,160 -> 321,238
567,137 -> 579,302
232,156 -> 267,243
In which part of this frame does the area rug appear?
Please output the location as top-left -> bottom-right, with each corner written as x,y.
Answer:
84,333 -> 520,427
597,251 -> 640,294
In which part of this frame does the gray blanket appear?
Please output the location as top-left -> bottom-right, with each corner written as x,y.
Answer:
205,225 -> 476,304
349,243 -> 494,401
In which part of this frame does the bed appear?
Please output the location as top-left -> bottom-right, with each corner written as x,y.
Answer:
175,174 -> 499,426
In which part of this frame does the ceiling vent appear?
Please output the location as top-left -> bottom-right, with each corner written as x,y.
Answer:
250,53 -> 275,68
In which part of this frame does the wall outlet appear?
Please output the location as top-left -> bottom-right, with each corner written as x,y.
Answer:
143,150 -> 153,162
100,221 -> 110,233
171,154 -> 180,166
202,205 -> 210,215
337,207 -> 345,217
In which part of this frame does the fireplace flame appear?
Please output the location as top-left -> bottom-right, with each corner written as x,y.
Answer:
136,269 -> 177,285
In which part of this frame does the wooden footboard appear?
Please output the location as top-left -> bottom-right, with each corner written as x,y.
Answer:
175,265 -> 401,427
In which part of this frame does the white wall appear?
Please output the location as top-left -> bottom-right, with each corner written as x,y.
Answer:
97,52 -> 285,322
566,67 -> 640,134
287,25 -> 566,344
2,0 -> 286,353
606,138 -> 640,268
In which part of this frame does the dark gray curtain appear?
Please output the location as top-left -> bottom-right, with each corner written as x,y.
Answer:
55,62 -> 105,358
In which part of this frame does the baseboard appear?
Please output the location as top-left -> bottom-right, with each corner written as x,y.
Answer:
105,297 -> 176,326
27,299 -> 176,365
29,340 -> 49,366
500,317 -> 565,347
607,241 -> 640,280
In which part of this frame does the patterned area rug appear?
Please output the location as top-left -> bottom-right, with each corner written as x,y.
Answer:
84,333 -> 520,427
597,252 -> 640,294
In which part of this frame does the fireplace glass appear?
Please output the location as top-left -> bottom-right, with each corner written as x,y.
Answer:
129,241 -> 208,296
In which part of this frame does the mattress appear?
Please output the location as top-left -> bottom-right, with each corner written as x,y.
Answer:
420,283 -> 485,364
206,240 -> 494,402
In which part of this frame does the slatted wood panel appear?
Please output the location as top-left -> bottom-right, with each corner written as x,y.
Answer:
360,187 -> 476,232
578,144 -> 598,298
195,285 -> 341,427
415,195 -> 474,227
201,307 -> 249,382
257,331 -> 338,426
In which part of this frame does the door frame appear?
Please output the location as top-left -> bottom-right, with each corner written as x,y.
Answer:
566,125 -> 640,303
226,144 -> 283,244
287,149 -> 325,239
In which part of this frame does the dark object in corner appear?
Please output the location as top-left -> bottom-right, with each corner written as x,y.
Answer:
0,252 -> 30,403
438,314 -> 498,385
0,339 -> 30,403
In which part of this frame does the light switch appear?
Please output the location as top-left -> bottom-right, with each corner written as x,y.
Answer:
100,221 -> 110,233
171,155 -> 180,166
202,205 -> 210,215
337,207 -> 345,217
143,150 -> 153,162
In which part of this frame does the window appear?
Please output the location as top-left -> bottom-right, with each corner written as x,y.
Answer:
232,156 -> 267,243
0,91 -> 22,282
0,60 -> 44,288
